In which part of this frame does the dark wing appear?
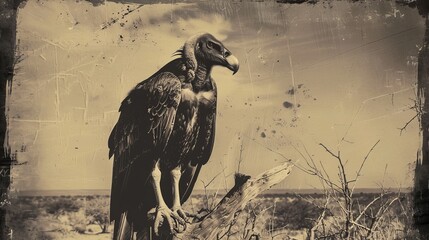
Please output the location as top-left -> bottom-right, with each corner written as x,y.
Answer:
179,117 -> 216,203
108,72 -> 181,222
179,80 -> 217,203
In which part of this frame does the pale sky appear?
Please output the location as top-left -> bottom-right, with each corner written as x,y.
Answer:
9,0 -> 425,192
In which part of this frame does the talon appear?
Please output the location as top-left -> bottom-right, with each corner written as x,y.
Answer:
171,211 -> 185,225
152,206 -> 177,236
178,209 -> 188,222
171,207 -> 188,233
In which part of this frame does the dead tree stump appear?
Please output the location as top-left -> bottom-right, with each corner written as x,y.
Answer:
173,163 -> 293,240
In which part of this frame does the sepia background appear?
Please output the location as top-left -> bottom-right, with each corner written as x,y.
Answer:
6,0 -> 428,239
9,0 -> 424,193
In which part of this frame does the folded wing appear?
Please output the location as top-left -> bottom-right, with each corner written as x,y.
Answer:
108,72 -> 182,223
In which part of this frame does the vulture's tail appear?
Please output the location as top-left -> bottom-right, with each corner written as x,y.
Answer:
113,213 -> 158,240
113,212 -> 133,240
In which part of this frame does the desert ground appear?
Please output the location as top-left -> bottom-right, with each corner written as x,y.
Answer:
8,190 -> 417,240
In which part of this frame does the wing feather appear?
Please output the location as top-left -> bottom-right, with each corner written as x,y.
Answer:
180,118 -> 216,203
109,72 -> 181,222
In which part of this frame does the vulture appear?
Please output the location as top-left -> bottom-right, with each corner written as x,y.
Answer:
108,33 -> 239,239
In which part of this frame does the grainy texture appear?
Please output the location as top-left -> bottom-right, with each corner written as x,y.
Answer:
3,0 -> 429,239
414,0 -> 429,236
0,0 -> 24,239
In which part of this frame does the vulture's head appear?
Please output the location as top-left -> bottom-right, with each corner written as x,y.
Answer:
182,33 -> 239,75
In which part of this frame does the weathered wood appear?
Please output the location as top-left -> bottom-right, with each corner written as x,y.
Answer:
173,163 -> 293,240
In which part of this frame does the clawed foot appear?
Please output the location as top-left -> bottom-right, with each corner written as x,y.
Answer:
171,206 -> 189,232
149,206 -> 188,236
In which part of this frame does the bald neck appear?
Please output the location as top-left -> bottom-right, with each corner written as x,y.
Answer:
192,62 -> 212,92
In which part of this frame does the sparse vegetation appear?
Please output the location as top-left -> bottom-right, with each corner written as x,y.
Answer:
6,140 -> 420,239
8,195 -> 111,239
7,190 -> 418,239
85,196 -> 110,233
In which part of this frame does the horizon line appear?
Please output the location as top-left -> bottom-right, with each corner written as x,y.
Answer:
13,187 -> 413,196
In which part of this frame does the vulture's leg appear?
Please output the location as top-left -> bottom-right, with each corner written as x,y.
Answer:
150,161 -> 185,236
170,166 -> 188,231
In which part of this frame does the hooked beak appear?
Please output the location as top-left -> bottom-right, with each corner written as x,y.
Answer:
225,55 -> 239,75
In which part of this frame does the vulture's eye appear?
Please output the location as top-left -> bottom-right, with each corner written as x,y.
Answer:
207,41 -> 213,48
207,41 -> 222,53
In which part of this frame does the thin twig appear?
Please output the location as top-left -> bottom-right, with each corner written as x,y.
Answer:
351,140 -> 381,197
